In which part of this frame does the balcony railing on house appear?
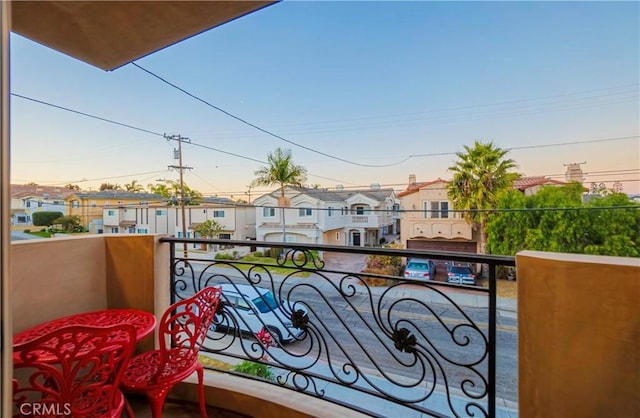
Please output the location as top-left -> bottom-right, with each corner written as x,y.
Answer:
162,238 -> 516,418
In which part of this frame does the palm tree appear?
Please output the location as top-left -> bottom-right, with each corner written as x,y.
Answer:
447,141 -> 520,256
253,148 -> 307,242
124,180 -> 144,193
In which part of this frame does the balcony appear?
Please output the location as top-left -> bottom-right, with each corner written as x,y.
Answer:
10,234 -> 639,417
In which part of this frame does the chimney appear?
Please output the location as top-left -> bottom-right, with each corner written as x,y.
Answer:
370,183 -> 380,190
336,185 -> 344,190
408,174 -> 416,188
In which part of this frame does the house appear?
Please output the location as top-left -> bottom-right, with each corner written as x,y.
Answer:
398,175 -> 477,253
253,185 -> 399,246
102,197 -> 256,242
10,184 -> 76,226
512,176 -> 567,196
66,191 -> 165,233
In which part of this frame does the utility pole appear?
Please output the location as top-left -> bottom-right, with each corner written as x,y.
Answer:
165,134 -> 192,258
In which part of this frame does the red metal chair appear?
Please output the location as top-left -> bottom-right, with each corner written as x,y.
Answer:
12,324 -> 136,418
121,286 -> 222,418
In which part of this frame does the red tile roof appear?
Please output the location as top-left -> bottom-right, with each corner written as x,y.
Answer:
397,179 -> 449,197
512,176 -> 566,190
10,184 -> 77,199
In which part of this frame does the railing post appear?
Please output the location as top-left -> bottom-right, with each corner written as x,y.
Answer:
169,241 -> 176,305
488,262 -> 497,417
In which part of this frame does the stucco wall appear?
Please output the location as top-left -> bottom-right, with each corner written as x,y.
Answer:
11,235 -> 108,334
517,251 -> 640,418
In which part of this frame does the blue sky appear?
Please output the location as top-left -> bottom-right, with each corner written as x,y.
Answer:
10,1 -> 640,197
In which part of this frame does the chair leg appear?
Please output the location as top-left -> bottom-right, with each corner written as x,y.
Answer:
147,388 -> 170,418
197,364 -> 208,418
123,398 -> 135,418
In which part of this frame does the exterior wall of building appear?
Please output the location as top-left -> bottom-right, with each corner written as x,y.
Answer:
399,182 -> 473,249
517,251 -> 640,418
101,204 -> 256,240
254,187 -> 397,247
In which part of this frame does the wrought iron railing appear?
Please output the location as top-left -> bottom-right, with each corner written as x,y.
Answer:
161,237 -> 516,418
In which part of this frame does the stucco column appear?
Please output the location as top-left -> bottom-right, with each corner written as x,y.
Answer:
0,1 -> 11,415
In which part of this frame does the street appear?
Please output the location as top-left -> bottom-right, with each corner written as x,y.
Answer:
174,261 -> 518,413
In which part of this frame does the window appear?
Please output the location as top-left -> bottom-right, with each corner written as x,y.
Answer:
328,207 -> 334,216
424,201 -> 449,218
263,207 -> 275,217
298,208 -> 312,217
213,210 -> 225,218
137,228 -> 148,233
336,232 -> 340,240
111,228 -> 118,233
219,233 -> 231,240
393,203 -> 400,213
71,200 -> 80,208
26,201 -> 31,208
356,206 -> 365,215
107,210 -> 115,216
156,209 -> 167,216
91,201 -> 97,207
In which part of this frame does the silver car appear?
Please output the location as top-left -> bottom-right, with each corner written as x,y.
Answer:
403,258 -> 437,281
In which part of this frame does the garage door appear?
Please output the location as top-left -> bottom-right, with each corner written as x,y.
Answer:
407,240 -> 477,253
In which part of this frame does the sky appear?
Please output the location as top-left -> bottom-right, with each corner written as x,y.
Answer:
9,1 -> 640,199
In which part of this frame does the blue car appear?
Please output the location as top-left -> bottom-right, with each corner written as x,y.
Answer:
446,263 -> 476,285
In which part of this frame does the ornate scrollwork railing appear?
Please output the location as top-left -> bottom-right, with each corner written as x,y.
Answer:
162,238 -> 515,418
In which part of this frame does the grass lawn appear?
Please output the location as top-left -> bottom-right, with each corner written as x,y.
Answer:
478,278 -> 517,298
216,255 -> 314,278
26,230 -> 53,238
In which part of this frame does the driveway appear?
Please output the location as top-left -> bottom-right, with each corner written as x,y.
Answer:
10,230 -> 39,241
322,251 -> 368,273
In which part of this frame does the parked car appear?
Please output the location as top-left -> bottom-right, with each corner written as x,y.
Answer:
212,283 -> 306,344
403,258 -> 437,281
446,263 -> 476,285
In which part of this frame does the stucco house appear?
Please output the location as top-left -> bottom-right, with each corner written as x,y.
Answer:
512,176 -> 567,196
399,174 -> 570,254
66,191 -> 166,233
253,185 -> 399,246
398,175 -> 476,254
10,184 -> 76,226
102,197 -> 256,243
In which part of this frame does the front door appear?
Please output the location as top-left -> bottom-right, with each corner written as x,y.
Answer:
352,231 -> 361,246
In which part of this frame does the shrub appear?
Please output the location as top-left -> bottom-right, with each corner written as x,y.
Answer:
362,243 -> 403,276
267,247 -> 282,258
232,360 -> 273,380
215,253 -> 234,260
32,211 -> 64,226
23,229 -> 30,233
253,251 -> 263,257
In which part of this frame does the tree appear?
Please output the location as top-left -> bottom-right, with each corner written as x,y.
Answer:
99,183 -> 121,191
147,181 -> 202,205
53,215 -> 84,232
64,183 -> 80,191
486,183 -> 640,257
447,141 -> 520,255
33,211 -> 64,227
194,219 -> 224,251
124,180 -> 144,193
252,148 -> 307,242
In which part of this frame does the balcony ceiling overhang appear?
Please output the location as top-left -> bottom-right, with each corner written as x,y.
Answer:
11,0 -> 278,71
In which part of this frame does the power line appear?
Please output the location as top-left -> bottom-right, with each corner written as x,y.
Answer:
131,62 -> 411,168
187,83 -> 639,136
410,136 -> 639,158
12,92 -> 640,187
